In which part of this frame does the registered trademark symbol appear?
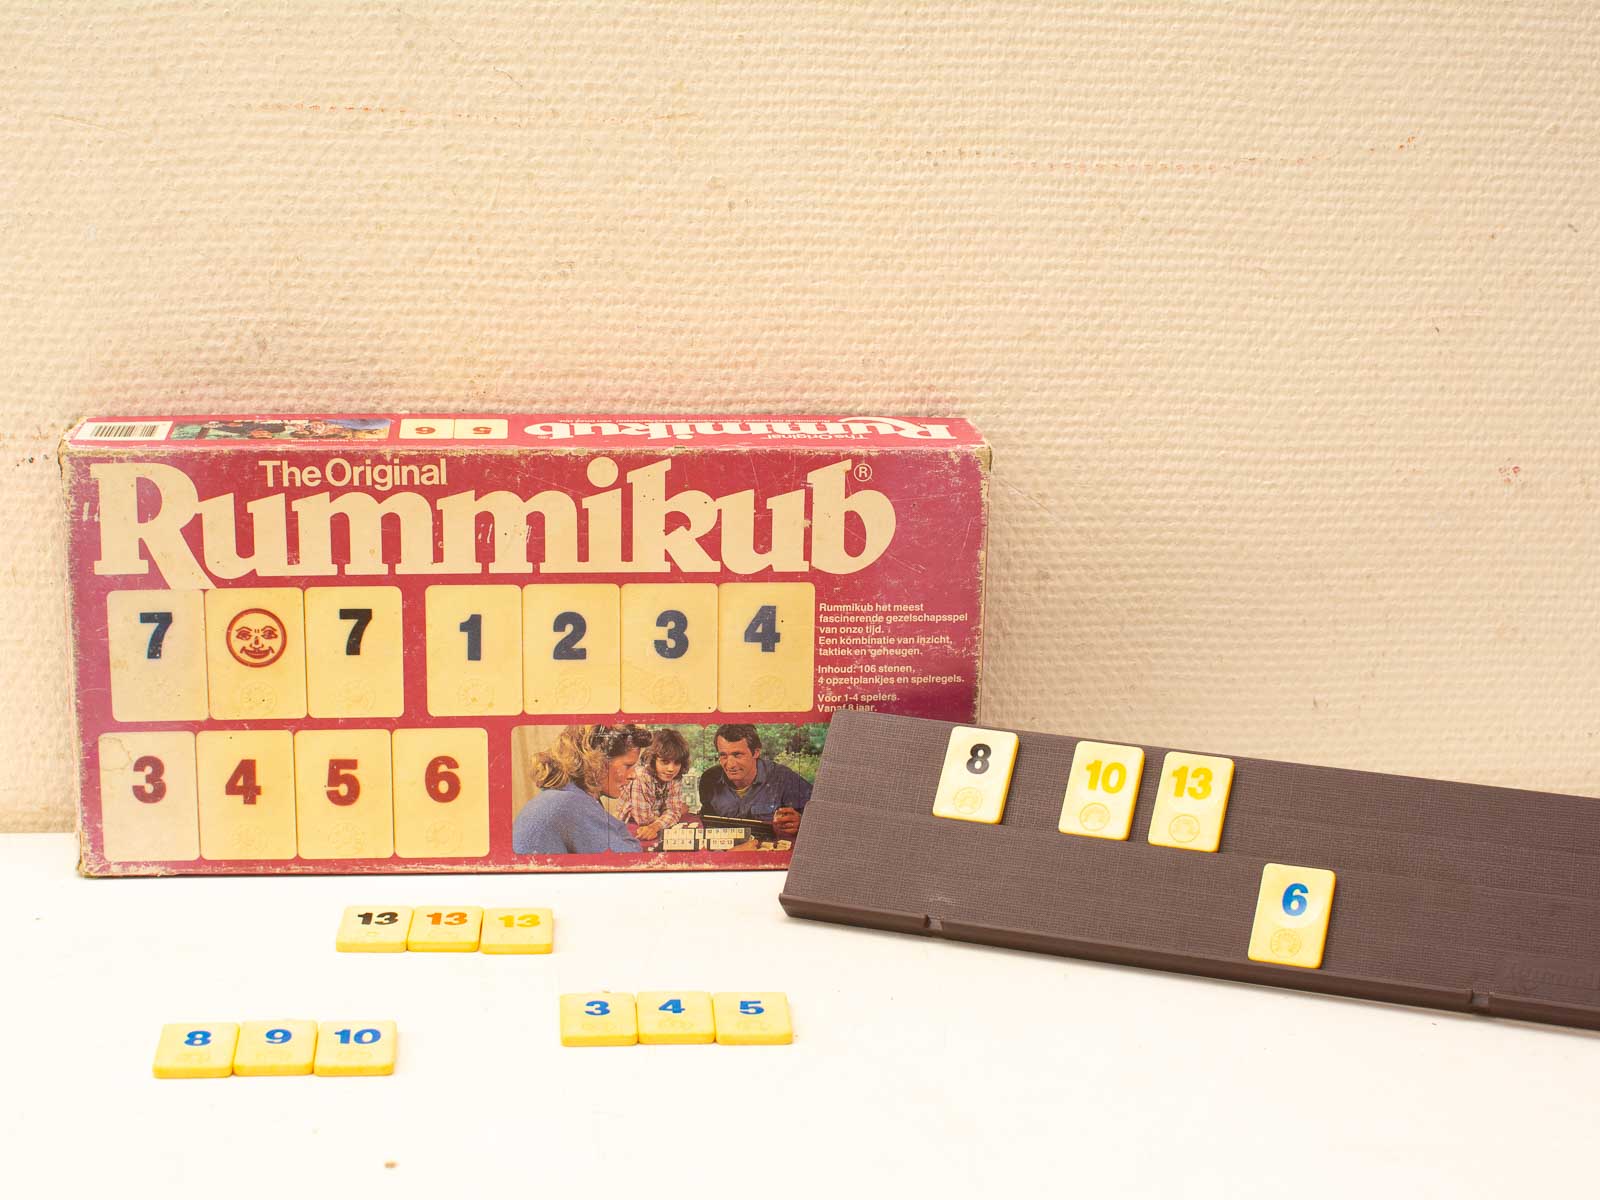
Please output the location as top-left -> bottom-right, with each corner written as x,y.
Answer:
853,461 -> 873,482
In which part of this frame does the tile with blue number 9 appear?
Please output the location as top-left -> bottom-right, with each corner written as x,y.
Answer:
233,1020 -> 317,1076
931,726 -> 1019,824
1058,740 -> 1145,841
523,584 -> 621,714
1248,863 -> 1336,969
717,582 -> 815,713
713,992 -> 792,1045
560,993 -> 638,1046
637,991 -> 715,1044
336,905 -> 413,952
153,1022 -> 238,1079
314,1021 -> 397,1076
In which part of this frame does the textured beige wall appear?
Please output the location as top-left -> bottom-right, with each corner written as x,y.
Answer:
3,3 -> 1598,830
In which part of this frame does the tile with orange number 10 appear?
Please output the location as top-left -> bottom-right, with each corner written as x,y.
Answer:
481,908 -> 554,954
407,906 -> 484,951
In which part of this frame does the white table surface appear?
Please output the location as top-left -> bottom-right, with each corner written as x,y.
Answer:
5,831 -> 1594,1197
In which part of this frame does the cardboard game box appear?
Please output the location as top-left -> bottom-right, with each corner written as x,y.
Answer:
60,415 -> 989,876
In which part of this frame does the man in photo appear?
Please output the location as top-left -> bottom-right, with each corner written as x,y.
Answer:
698,724 -> 810,838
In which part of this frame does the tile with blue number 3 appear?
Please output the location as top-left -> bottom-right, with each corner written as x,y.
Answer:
560,993 -> 638,1046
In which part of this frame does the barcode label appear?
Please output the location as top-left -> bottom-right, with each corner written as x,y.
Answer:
78,421 -> 172,441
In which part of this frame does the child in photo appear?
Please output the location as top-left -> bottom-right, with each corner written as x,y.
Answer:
619,728 -> 695,848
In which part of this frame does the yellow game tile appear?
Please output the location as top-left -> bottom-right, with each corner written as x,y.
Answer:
560,993 -> 638,1046
204,587 -> 307,720
294,729 -> 394,860
717,582 -> 816,713
97,731 -> 199,863
619,583 -> 718,713
1058,740 -> 1145,841
712,992 -> 793,1045
313,1021 -> 397,1076
196,730 -> 298,860
480,908 -> 555,954
931,726 -> 1019,824
106,589 -> 208,722
407,906 -> 484,951
336,905 -> 413,953
1248,863 -> 1337,969
637,991 -> 715,1044
153,1022 -> 238,1079
522,584 -> 621,714
233,1020 -> 317,1076
1148,751 -> 1235,852
304,586 -> 405,718
391,727 -> 490,858
424,584 -> 523,716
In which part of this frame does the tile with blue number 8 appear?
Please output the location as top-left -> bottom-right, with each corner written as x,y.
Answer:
637,991 -> 715,1044
314,1021 -> 397,1075
931,726 -> 1019,824
233,1020 -> 317,1076
713,992 -> 792,1045
1248,863 -> 1337,969
153,1022 -> 238,1079
560,993 -> 638,1046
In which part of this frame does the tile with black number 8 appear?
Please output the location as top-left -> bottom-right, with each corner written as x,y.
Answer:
931,726 -> 1019,824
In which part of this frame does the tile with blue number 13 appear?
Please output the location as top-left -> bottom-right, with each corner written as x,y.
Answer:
931,726 -> 1019,824
560,993 -> 638,1046
637,991 -> 715,1044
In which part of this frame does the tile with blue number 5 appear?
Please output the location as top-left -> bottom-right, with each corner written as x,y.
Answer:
932,726 -> 1019,824
233,1020 -> 317,1076
713,992 -> 792,1045
560,993 -> 638,1046
314,1021 -> 398,1076
637,991 -> 715,1044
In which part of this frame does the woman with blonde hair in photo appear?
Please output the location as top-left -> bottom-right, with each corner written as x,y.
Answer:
619,728 -> 695,847
512,724 -> 651,854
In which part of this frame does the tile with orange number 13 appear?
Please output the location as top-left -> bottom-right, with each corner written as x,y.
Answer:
407,906 -> 484,951
481,908 -> 554,954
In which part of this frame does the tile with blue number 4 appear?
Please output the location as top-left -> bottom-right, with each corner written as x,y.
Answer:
1248,863 -> 1337,969
153,1022 -> 238,1078
713,992 -> 793,1045
336,905 -> 413,952
931,726 -> 1019,824
233,1020 -> 317,1076
637,991 -> 715,1044
480,908 -> 554,954
560,993 -> 638,1046
314,1021 -> 397,1076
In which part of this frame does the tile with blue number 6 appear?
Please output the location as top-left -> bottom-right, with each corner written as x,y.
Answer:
523,584 -> 621,714
304,586 -> 404,718
153,1022 -> 238,1079
717,582 -> 815,713
425,585 -> 523,715
620,584 -> 718,713
480,908 -> 554,954
931,726 -> 1019,824
1058,740 -> 1145,840
106,589 -> 208,722
204,587 -> 307,720
314,1021 -> 397,1076
336,905 -> 413,952
233,1020 -> 317,1076
713,993 -> 792,1045
637,991 -> 715,1044
560,993 -> 638,1046
1147,751 -> 1234,852
1248,864 -> 1336,969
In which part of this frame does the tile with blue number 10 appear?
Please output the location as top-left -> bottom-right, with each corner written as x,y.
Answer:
620,584 -> 718,713
717,583 -> 815,713
1248,863 -> 1336,969
106,589 -> 208,721
637,991 -> 715,1044
233,1020 -> 317,1076
314,1021 -> 397,1076
1058,740 -> 1145,840
205,587 -> 307,720
305,586 -> 404,718
425,585 -> 523,715
522,584 -> 621,714
561,993 -> 638,1046
153,1022 -> 238,1078
931,726 -> 1020,823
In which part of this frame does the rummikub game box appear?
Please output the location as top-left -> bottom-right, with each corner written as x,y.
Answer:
60,415 -> 989,876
